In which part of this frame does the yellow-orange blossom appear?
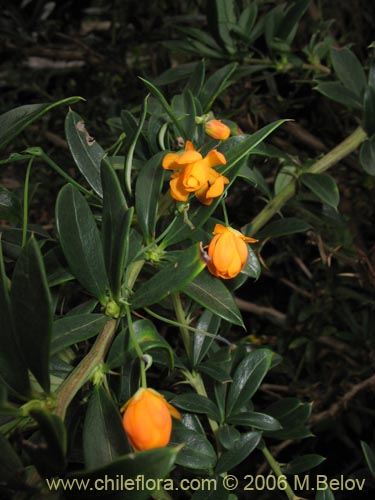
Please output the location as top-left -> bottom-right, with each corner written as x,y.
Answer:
162,141 -> 229,205
207,224 -> 258,279
122,388 -> 180,451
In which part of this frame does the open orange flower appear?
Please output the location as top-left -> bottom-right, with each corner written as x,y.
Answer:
122,388 -> 180,451
207,224 -> 258,279
162,141 -> 229,205
205,119 -> 231,140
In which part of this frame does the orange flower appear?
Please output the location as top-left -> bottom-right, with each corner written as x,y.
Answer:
205,119 -> 231,140
162,141 -> 229,205
122,388 -> 180,451
207,224 -> 258,279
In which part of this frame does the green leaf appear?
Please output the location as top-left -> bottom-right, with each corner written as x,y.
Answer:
65,447 -> 179,499
185,60 -> 206,96
199,63 -> 238,112
10,237 -> 52,393
301,173 -> 340,209
331,47 -> 366,99
274,165 -> 298,195
183,271 -> 244,327
264,398 -> 313,440
226,349 -> 273,417
110,319 -> 174,370
217,425 -> 241,449
101,158 -> 132,298
135,152 -> 165,242
363,85 -> 375,136
215,431 -> 261,474
83,385 -> 131,469
44,246 -> 73,287
170,420 -> 217,469
278,0 -> 311,43
361,441 -> 375,479
65,110 -> 104,196
255,217 -> 312,239
131,244 -> 205,309
228,411 -> 282,431
0,96 -> 83,151
0,239 -> 30,396
56,184 -> 109,304
359,137 -> 375,175
51,314 -> 107,355
191,309 -> 221,366
283,454 -> 326,475
171,394 -> 221,421
241,246 -> 261,279
314,82 -> 362,109
27,408 -> 67,476
0,186 -> 21,223
207,0 -> 237,54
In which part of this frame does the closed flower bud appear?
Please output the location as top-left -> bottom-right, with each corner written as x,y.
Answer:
205,120 -> 231,140
122,388 -> 180,451
207,224 -> 258,279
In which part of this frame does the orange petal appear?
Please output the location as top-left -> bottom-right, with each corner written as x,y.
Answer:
176,150 -> 202,165
170,175 -> 189,201
162,153 -> 180,170
204,150 -> 227,168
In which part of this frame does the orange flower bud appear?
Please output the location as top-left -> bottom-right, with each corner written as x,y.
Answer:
207,224 -> 258,279
122,388 -> 180,451
205,120 -> 231,140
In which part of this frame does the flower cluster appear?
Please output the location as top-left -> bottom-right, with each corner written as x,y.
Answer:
162,141 -> 229,205
207,224 -> 258,279
122,388 -> 180,451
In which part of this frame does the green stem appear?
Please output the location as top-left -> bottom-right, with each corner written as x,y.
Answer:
22,158 -> 33,247
125,304 -> 147,388
220,197 -> 230,226
172,292 -> 192,362
55,319 -> 118,419
260,442 -> 296,500
245,126 -> 367,236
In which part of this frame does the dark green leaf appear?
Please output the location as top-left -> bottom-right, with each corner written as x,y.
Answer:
264,398 -> 313,440
315,488 -> 335,500
51,314 -> 107,355
44,246 -> 73,287
171,394 -> 221,421
207,0 -> 237,54
301,173 -> 340,209
331,47 -> 366,99
199,63 -> 238,112
359,137 -> 375,175
56,184 -> 109,304
135,152 -> 165,242
241,246 -> 261,279
131,244 -> 205,309
217,425 -> 241,449
101,158 -> 132,298
228,411 -> 282,430
278,0 -> 311,43
170,420 -> 217,469
215,431 -> 261,474
0,186 -> 21,223
10,237 -> 52,393
27,408 -> 66,476
361,441 -> 375,479
65,110 -> 104,196
191,309 -> 221,366
314,82 -> 362,109
226,349 -> 272,417
363,85 -> 375,136
185,60 -> 206,95
0,239 -> 30,396
153,62 -> 200,86
183,271 -> 243,327
83,385 -> 131,469
0,433 -> 24,484
283,454 -> 326,475
65,447 -> 179,499
255,217 -> 312,239
0,96 -> 83,151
